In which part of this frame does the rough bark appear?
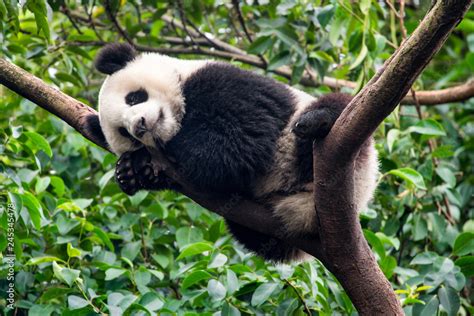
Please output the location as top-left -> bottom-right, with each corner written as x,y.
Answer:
0,1 -> 471,314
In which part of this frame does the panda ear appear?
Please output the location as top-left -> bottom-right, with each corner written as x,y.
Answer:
95,43 -> 137,75
84,114 -> 109,149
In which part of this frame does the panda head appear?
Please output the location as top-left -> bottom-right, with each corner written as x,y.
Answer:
94,43 -> 185,155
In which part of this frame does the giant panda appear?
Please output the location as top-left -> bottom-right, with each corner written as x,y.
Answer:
87,43 -> 379,262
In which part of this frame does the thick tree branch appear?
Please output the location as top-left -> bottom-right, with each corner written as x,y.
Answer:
312,1 -> 471,314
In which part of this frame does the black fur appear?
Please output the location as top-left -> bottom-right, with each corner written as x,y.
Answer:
84,114 -> 109,148
125,88 -> 148,106
95,43 -> 137,75
165,63 -> 295,195
225,219 -> 302,261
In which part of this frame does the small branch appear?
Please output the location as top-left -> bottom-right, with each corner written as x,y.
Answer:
104,0 -> 134,46
58,10 -> 474,105
231,0 -> 253,43
60,5 -> 83,34
175,0 -> 198,47
284,279 -> 311,315
400,80 -> 474,105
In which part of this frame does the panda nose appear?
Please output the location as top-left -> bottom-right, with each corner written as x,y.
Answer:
134,117 -> 147,138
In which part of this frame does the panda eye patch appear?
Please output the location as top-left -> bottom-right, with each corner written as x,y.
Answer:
125,89 -> 148,106
118,127 -> 133,140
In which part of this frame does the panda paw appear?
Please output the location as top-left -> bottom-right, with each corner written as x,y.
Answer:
116,151 -> 141,195
116,148 -> 165,195
292,108 -> 334,139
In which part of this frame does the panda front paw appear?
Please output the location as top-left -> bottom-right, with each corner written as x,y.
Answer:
116,147 -> 169,195
293,108 -> 334,139
116,151 -> 141,195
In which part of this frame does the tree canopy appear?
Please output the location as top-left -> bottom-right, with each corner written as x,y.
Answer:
0,1 -> 473,315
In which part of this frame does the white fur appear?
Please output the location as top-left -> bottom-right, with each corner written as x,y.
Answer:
98,53 -> 209,155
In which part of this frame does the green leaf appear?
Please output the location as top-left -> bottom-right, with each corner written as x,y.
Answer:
93,227 -> 115,251
222,302 -> 241,316
52,261 -> 80,286
68,295 -> 89,310
251,283 -> 278,306
176,227 -> 203,249
135,268 -> 151,287
208,253 -> 228,268
453,232 -> 474,256
226,269 -> 239,295
380,255 -> 397,278
267,51 -> 291,71
207,279 -> 226,301
26,0 -> 50,40
454,256 -> 474,277
248,36 -> 273,54
349,44 -> 368,70
363,229 -> 385,259
410,252 -> 439,265
55,72 -> 82,86
409,119 -> 446,136
139,292 -> 164,312
182,270 -> 213,289
121,240 -> 141,261
386,129 -> 400,153
27,256 -> 64,265
438,287 -> 460,316
21,191 -> 44,230
388,168 -> 427,190
177,242 -> 213,260
35,176 -> 50,193
359,0 -> 371,14
67,243 -> 81,258
317,5 -> 335,28
24,131 -> 52,157
105,268 -> 127,281
436,167 -> 456,188
418,296 -> 439,316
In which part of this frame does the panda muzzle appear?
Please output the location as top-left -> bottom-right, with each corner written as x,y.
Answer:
134,117 -> 148,138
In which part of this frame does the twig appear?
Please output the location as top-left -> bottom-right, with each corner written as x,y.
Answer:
175,0 -> 198,47
285,279 -> 311,315
139,217 -> 149,262
104,0 -> 135,46
231,0 -> 253,43
60,5 -> 83,34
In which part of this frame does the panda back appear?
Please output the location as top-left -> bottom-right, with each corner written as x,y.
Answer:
165,63 -> 295,194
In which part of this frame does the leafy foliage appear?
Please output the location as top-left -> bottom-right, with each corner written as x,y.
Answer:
0,0 -> 473,314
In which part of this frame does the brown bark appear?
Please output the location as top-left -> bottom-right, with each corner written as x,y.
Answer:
0,1 -> 471,314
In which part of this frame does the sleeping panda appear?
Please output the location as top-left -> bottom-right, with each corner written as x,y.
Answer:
87,43 -> 379,262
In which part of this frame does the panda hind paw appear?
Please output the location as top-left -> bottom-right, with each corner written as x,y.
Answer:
293,108 -> 334,139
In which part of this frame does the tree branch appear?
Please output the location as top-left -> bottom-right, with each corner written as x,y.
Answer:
62,11 -> 474,106
312,1 -> 471,314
